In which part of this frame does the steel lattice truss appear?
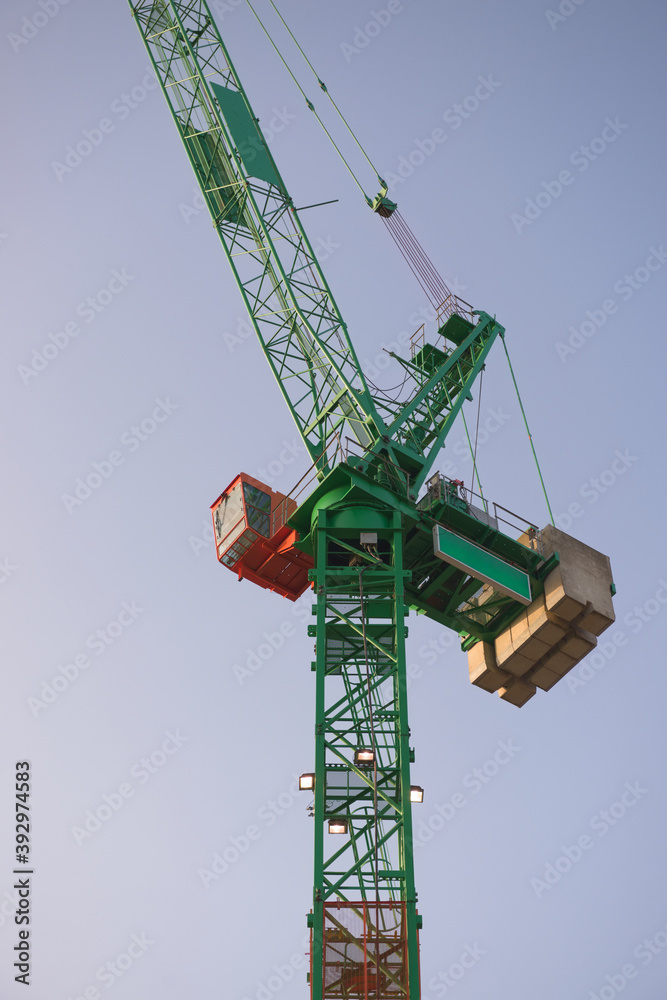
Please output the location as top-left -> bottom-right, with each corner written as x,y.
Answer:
131,0 -> 385,475
310,509 -> 420,998
131,0 -> 502,496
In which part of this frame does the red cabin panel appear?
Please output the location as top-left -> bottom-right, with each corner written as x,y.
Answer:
211,473 -> 313,601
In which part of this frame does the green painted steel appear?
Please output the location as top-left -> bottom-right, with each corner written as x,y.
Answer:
310,502 -> 420,997
209,82 -> 281,186
125,5 -> 533,998
433,525 -> 532,604
128,0 -> 501,494
128,0 -> 387,477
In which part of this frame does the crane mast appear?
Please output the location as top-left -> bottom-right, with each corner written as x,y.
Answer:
127,3 -> 615,998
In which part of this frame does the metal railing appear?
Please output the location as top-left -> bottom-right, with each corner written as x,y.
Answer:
410,294 -> 476,359
421,473 -> 542,552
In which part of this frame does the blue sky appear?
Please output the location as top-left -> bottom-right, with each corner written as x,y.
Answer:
1,1 -> 666,998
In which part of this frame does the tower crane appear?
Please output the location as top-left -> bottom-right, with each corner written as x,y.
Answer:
126,3 -> 616,996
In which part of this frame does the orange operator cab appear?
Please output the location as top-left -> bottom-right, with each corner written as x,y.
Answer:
210,473 -> 313,601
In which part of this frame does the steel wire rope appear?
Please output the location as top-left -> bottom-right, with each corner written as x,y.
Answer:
461,366 -> 486,507
392,213 -> 451,298
382,217 -> 444,308
389,212 -> 451,303
246,0 -> 457,353
264,0 -> 388,190
500,332 -> 555,526
243,0 -> 370,200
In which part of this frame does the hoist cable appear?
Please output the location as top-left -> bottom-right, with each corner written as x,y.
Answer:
385,221 -> 442,306
382,215 -> 446,309
385,216 -> 443,301
392,213 -> 451,302
265,0 -> 386,188
244,0 -> 368,199
382,211 -> 452,309
382,220 -> 439,307
500,333 -> 555,526
390,214 -> 450,302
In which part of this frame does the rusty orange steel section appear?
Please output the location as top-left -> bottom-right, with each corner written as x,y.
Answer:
211,473 -> 313,601
317,901 -> 411,999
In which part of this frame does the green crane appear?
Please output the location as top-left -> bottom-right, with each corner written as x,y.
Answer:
126,3 -> 615,997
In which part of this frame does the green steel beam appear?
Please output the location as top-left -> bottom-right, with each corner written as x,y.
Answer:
310,505 -> 420,998
128,0 -> 390,477
128,0 -> 501,496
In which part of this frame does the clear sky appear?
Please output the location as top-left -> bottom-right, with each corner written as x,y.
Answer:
1,0 -> 666,997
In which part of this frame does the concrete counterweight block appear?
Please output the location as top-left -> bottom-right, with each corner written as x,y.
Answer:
467,641 -> 511,693
529,663 -> 561,691
538,647 -> 577,677
540,525 -> 615,636
525,593 -> 568,646
494,622 -> 534,677
561,625 -> 597,660
494,591 -> 567,677
498,677 -> 536,707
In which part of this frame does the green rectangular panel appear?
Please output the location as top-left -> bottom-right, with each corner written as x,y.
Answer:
432,525 -> 531,604
211,82 -> 281,187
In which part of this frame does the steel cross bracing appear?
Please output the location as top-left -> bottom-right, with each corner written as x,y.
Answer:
129,0 -> 502,495
126,5 -> 511,998
310,508 -> 419,999
130,0 -> 387,476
